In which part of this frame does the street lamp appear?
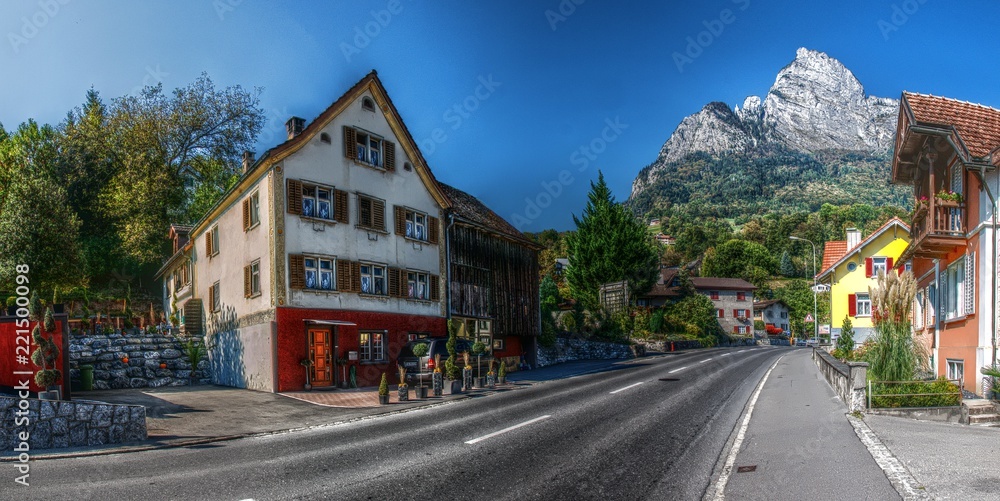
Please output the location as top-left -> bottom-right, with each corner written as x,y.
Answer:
790,236 -> 818,343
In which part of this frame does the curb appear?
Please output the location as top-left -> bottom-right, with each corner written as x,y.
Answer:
849,412 -> 933,500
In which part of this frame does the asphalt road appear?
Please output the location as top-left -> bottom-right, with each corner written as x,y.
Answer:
19,346 -> 788,500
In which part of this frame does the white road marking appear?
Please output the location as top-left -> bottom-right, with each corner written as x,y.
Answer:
465,415 -> 551,445
699,358 -> 713,364
668,366 -> 687,374
721,353 -> 731,357
610,381 -> 644,394
709,355 -> 783,500
848,415 -> 932,500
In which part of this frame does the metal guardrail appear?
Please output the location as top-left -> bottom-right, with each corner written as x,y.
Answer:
867,379 -> 963,409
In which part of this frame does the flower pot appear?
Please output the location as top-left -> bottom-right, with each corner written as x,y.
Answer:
445,380 -> 463,395
432,372 -> 443,396
378,394 -> 390,405
487,375 -> 496,388
414,386 -> 428,399
397,385 -> 409,401
474,377 -> 486,388
38,390 -> 59,401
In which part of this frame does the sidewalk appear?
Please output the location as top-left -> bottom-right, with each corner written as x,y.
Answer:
10,357 -> 627,458
719,349 -> 903,500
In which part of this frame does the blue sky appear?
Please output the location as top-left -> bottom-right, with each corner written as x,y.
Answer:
2,0 -> 999,231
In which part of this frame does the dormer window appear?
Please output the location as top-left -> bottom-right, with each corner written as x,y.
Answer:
362,97 -> 375,111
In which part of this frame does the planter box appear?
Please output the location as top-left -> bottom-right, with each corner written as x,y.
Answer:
397,386 -> 409,401
414,386 -> 428,399
378,394 -> 390,405
445,380 -> 463,395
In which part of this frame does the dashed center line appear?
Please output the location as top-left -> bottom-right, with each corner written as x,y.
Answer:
668,366 -> 687,374
699,358 -> 713,364
610,381 -> 644,394
465,415 -> 551,445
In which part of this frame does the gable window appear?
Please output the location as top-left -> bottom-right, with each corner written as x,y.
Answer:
244,260 -> 261,298
360,263 -> 387,295
359,330 -> 386,362
344,127 -> 395,171
210,281 -> 221,313
320,132 -> 331,144
362,97 -> 375,112
243,191 -> 260,231
866,256 -> 891,277
357,194 -> 386,231
736,292 -> 746,301
304,257 -> 335,291
407,271 -> 429,300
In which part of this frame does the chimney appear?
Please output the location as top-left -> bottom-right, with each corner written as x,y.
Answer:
242,151 -> 255,173
846,228 -> 861,250
286,116 -> 305,140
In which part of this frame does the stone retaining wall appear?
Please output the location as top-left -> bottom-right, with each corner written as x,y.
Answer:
69,331 -> 210,390
813,348 -> 867,412
0,397 -> 146,450
536,337 -> 634,367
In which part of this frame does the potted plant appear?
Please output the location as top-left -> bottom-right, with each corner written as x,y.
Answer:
935,190 -> 963,207
462,351 -> 473,391
444,320 -> 462,394
397,365 -> 409,401
432,353 -> 444,396
5,296 -> 16,316
498,360 -> 507,385
301,358 -> 313,390
31,306 -> 62,400
378,373 -> 390,405
184,339 -> 206,385
486,359 -> 496,388
412,342 -> 429,398
472,341 -> 486,387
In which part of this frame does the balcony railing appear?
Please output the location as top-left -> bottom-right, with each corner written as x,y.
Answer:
910,200 -> 965,258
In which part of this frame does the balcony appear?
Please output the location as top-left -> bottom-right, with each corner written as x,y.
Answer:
908,200 -> 965,259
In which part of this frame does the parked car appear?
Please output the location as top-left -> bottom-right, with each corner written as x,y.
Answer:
795,339 -> 807,347
397,338 -> 492,383
805,337 -> 821,347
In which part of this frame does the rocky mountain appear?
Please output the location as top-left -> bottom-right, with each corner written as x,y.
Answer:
630,48 -> 909,214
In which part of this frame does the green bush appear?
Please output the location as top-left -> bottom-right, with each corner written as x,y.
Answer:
869,378 -> 961,408
539,321 -> 557,348
445,319 -> 461,380
836,316 -> 855,358
378,373 -> 389,396
411,343 -> 429,358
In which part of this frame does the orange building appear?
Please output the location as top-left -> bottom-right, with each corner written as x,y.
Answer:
892,92 -> 1000,395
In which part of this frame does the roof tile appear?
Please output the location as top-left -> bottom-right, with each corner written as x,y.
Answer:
903,92 -> 1000,160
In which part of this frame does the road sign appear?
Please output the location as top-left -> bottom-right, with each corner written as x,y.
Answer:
811,284 -> 830,293
804,314 -> 814,323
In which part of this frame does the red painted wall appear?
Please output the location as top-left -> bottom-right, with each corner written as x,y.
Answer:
275,307 -> 447,391
0,317 -> 66,394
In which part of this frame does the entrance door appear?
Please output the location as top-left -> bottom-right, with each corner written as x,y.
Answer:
308,329 -> 333,387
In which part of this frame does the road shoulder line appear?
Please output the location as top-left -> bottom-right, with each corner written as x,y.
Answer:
847,414 -> 932,500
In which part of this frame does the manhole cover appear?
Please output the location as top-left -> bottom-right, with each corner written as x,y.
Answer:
736,465 -> 757,473
658,378 -> 680,381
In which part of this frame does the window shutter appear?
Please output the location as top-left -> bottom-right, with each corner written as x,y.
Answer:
718,309 -> 724,318
334,189 -> 349,224
358,195 -> 371,227
244,265 -> 252,298
428,215 -> 439,244
337,260 -> 353,292
206,232 -> 213,257
352,261 -> 363,293
344,126 -> 356,161
384,140 -> 396,171
208,286 -> 216,313
966,252 -> 975,315
848,294 -> 857,317
886,257 -> 894,272
733,326 -> 739,334
289,255 -> 305,290
287,179 -> 303,215
430,274 -> 440,301
394,205 -> 406,236
865,258 -> 873,278
373,199 -> 386,232
388,267 -> 401,297
733,309 -> 739,318
242,199 -> 250,231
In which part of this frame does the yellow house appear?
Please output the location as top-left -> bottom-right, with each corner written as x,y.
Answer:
816,218 -> 911,344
